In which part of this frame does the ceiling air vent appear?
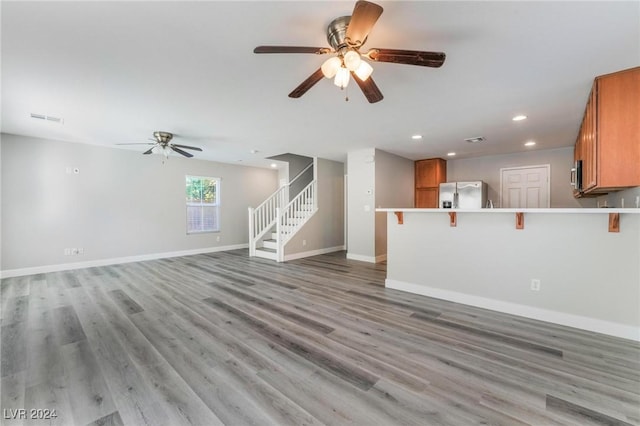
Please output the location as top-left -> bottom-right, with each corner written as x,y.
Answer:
464,136 -> 485,143
30,113 -> 64,124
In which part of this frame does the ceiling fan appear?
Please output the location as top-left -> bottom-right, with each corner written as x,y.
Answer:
116,131 -> 203,158
254,0 -> 446,103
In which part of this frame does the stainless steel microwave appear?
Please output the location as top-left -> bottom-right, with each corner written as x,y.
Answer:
571,160 -> 583,191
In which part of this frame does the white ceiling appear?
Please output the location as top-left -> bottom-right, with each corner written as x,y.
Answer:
2,1 -> 639,167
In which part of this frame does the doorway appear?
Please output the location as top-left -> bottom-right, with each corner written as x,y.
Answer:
500,165 -> 550,208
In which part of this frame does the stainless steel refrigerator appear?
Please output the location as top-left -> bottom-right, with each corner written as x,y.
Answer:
439,181 -> 487,209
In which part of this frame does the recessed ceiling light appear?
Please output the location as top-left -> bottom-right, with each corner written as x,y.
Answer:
411,135 -> 422,140
270,163 -> 278,168
524,141 -> 536,147
512,115 -> 528,121
447,152 -> 456,156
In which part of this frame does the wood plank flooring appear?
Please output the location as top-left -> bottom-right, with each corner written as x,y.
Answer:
1,250 -> 639,425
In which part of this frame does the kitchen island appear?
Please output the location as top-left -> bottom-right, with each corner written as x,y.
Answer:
377,208 -> 640,341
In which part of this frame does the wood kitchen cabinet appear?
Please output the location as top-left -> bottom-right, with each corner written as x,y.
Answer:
574,67 -> 640,196
573,87 -> 597,197
415,158 -> 446,207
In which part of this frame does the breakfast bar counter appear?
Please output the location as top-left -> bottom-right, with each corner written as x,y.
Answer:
376,208 -> 640,341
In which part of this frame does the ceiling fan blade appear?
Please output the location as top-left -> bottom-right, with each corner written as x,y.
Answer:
345,0 -> 383,47
254,46 -> 331,54
143,147 -> 155,155
115,143 -> 156,146
172,144 -> 203,151
288,68 -> 325,98
351,72 -> 383,103
171,146 -> 194,158
366,48 -> 446,68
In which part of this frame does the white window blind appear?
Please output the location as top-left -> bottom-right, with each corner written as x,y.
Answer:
186,175 -> 220,234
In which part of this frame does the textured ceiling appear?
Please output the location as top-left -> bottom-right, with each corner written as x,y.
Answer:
2,1 -> 638,167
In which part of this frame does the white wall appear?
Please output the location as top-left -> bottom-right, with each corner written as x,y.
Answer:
347,148 -> 376,261
1,134 -> 278,274
385,211 -> 640,340
374,149 -> 414,258
347,149 -> 416,262
447,147 -> 596,208
285,158 -> 345,258
269,153 -> 313,199
0,138 -> 3,274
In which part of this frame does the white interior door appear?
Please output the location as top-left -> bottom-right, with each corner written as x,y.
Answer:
500,165 -> 550,208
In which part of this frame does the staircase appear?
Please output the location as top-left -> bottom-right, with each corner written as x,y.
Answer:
248,160 -> 317,262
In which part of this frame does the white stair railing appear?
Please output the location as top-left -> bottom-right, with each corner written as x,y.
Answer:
276,180 -> 317,262
248,160 -> 315,257
248,186 -> 287,256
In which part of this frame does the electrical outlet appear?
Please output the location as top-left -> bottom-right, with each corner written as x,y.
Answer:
216,236 -> 220,242
530,279 -> 541,291
303,239 -> 307,246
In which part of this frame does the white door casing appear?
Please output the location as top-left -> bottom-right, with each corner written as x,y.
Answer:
500,165 -> 550,208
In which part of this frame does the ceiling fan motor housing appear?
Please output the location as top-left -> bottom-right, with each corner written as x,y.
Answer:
153,131 -> 173,145
327,16 -> 359,53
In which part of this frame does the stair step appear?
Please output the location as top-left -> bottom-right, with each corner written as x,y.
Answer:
262,239 -> 277,250
255,247 -> 278,260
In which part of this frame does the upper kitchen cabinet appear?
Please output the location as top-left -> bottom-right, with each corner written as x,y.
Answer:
415,158 -> 446,207
574,67 -> 640,196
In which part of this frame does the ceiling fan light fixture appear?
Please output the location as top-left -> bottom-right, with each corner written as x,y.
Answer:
334,66 -> 350,88
354,60 -> 373,81
321,56 -> 341,78
343,50 -> 362,71
253,1 -> 444,104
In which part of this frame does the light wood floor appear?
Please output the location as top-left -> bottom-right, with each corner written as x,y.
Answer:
1,250 -> 639,425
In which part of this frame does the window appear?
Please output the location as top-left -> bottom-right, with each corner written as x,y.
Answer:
186,175 -> 220,234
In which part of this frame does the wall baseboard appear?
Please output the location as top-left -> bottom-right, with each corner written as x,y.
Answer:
284,245 -> 345,262
386,278 -> 640,342
0,244 -> 249,278
346,253 -> 387,263
346,253 -> 376,263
